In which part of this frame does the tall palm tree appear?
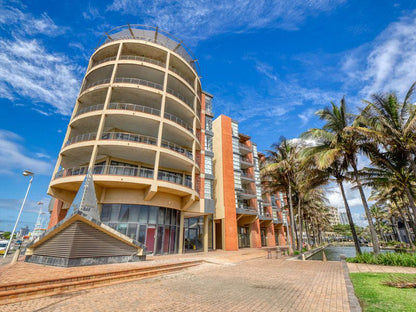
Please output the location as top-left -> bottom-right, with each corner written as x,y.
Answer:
302,98 -> 380,254
262,137 -> 300,252
355,82 -> 416,177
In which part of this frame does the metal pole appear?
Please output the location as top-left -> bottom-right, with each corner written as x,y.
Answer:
3,177 -> 33,258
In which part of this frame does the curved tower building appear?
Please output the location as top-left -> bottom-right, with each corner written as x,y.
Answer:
47,25 -> 215,255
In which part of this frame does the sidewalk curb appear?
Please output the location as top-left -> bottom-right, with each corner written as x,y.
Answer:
341,259 -> 362,312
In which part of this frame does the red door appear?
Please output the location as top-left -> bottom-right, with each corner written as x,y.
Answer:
146,227 -> 156,253
164,228 -> 170,253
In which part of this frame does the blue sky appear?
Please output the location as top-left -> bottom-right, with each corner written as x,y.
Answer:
1,0 -> 416,231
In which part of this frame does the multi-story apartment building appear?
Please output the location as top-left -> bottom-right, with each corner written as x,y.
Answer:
328,206 -> 341,226
212,115 -> 288,250
47,25 -> 215,255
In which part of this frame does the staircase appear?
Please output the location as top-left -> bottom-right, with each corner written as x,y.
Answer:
0,260 -> 203,305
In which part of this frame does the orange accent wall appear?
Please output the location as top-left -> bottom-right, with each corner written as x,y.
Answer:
221,116 -> 238,251
47,199 -> 67,229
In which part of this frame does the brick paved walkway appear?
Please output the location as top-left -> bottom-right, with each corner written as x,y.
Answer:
347,262 -> 416,273
2,258 -> 351,312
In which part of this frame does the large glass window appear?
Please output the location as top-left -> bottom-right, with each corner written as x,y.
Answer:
205,135 -> 213,151
205,157 -> 213,175
204,179 -> 213,199
205,116 -> 213,132
100,204 -> 180,255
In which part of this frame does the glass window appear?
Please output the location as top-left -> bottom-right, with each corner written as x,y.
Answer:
128,205 -> 139,222
205,135 -> 213,151
127,223 -> 137,240
110,204 -> 121,222
165,209 -> 171,225
204,179 -> 213,199
205,157 -> 213,175
138,225 -> 146,244
158,208 -> 165,224
100,204 -> 111,222
139,205 -> 149,223
171,210 -> 177,225
148,206 -> 158,224
205,117 -> 213,132
117,223 -> 127,235
119,205 -> 129,222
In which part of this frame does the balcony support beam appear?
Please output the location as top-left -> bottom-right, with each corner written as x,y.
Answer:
181,194 -> 195,210
144,184 -> 157,201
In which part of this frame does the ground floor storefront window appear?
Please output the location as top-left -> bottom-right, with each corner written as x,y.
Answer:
184,217 -> 204,252
260,228 -> 267,247
238,226 -> 250,248
101,204 -> 180,255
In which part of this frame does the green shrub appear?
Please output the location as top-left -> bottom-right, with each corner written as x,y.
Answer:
346,252 -> 416,267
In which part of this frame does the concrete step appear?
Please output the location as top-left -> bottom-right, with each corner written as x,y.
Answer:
0,260 -> 203,305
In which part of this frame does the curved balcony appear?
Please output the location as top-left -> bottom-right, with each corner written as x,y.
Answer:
75,104 -> 104,117
54,165 -> 193,189
101,131 -> 157,145
169,66 -> 194,88
166,87 -> 193,109
114,77 -> 163,90
108,102 -> 161,116
119,55 -> 165,68
164,111 -> 193,133
66,133 -> 97,146
82,79 -> 111,93
161,140 -> 193,160
91,56 -> 117,69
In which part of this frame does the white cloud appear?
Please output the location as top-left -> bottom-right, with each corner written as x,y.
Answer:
0,130 -> 52,175
298,108 -> 316,126
108,0 -> 345,43
0,6 -> 65,36
342,11 -> 416,98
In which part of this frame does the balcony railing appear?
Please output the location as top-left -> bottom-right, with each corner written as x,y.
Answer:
66,133 -> 97,146
240,172 -> 255,180
119,55 -> 165,68
55,165 -> 154,180
161,140 -> 193,160
237,205 -> 257,214
54,165 -> 193,189
240,156 -> 254,167
82,78 -> 111,92
164,111 -> 193,133
169,65 -> 194,86
262,201 -> 272,206
166,87 -> 193,109
75,104 -> 104,116
114,77 -> 163,90
240,188 -> 257,195
239,143 -> 252,153
91,56 -> 117,68
158,171 -> 192,188
108,102 -> 161,116
101,132 -> 157,145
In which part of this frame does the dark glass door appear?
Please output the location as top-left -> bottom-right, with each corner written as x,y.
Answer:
155,226 -> 164,254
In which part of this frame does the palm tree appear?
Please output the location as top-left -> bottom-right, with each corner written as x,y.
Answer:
302,98 -> 380,254
262,137 -> 300,252
355,82 -> 416,177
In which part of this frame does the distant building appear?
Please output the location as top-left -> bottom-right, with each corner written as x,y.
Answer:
339,212 -> 348,225
328,206 -> 340,226
19,226 -> 30,237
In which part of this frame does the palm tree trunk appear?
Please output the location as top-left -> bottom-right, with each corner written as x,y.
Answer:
298,200 -> 303,251
392,216 -> 402,242
394,200 -> 415,246
305,218 -> 311,247
404,186 -> 416,224
287,180 -> 296,252
294,214 -> 299,250
350,159 -> 380,254
338,181 -> 361,255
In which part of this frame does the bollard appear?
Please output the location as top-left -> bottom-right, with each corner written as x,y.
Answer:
301,253 -> 306,261
11,249 -> 20,265
322,250 -> 327,262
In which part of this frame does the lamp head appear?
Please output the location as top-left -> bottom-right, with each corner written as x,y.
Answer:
23,170 -> 34,177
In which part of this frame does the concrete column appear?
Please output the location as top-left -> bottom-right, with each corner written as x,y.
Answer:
203,215 -> 209,252
178,212 -> 185,254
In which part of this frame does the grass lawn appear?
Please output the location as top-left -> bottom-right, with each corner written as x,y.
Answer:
350,273 -> 416,312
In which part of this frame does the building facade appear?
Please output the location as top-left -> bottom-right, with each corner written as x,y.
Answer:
212,115 -> 289,250
47,25 -> 214,255
47,26 -> 290,255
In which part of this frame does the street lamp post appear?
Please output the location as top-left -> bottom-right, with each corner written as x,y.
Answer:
3,170 -> 34,258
